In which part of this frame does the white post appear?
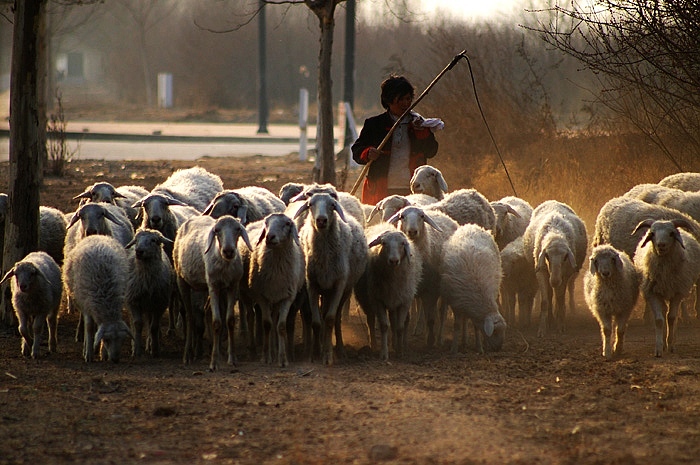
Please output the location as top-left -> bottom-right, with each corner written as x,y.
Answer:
337,101 -> 346,154
299,88 -> 309,161
157,73 -> 173,108
343,101 -> 360,167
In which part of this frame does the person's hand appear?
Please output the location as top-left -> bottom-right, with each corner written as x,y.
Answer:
367,147 -> 382,161
411,114 -> 425,128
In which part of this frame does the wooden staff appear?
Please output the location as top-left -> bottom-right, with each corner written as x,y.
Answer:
349,51 -> 467,197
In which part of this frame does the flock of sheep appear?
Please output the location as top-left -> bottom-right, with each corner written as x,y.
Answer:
3,164 -> 700,368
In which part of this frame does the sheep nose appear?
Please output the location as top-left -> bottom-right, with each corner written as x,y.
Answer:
19,283 -> 28,292
135,249 -> 144,259
388,257 -> 400,267
406,229 -> 418,238
600,269 -> 611,278
222,248 -> 235,260
266,234 -> 279,245
86,227 -> 98,236
150,216 -> 162,226
315,217 -> 328,229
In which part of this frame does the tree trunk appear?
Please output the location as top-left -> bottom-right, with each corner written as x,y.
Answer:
7,0 -> 44,272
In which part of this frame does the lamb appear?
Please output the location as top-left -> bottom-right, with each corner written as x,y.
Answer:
202,186 -> 286,225
147,166 -> 224,212
440,224 -> 507,353
522,200 -> 588,337
0,252 -> 62,358
424,188 -> 497,233
387,205 -> 459,347
124,229 -> 174,358
410,165 -> 448,200
173,214 -> 252,371
584,245 -> 640,360
658,172 -> 700,192
500,236 -> 537,327
73,181 -> 149,228
354,223 -> 422,360
592,196 -> 700,261
632,219 -> 700,357
490,196 -> 533,249
63,235 -> 131,363
248,213 -> 305,367
365,193 -> 438,225
294,192 -> 368,365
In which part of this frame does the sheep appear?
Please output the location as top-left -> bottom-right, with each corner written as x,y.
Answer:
584,245 -> 640,360
522,200 -> 588,337
63,235 -> 131,363
632,219 -> 700,357
658,172 -> 700,192
72,181 -> 149,228
147,166 -> 224,212
202,186 -> 286,225
124,229 -> 174,358
387,205 -> 459,347
440,224 -> 507,353
354,223 -> 422,360
592,196 -> 700,261
173,214 -> 252,371
278,182 -> 306,205
623,183 -> 671,203
424,188 -> 497,233
289,183 -> 366,226
64,202 -> 135,257
410,165 -> 448,200
500,236 -> 537,327
248,213 -> 305,367
131,193 -> 200,258
294,192 -> 368,365
490,196 -> 533,249
38,206 -> 68,265
0,252 -> 62,359
365,193 -> 438,225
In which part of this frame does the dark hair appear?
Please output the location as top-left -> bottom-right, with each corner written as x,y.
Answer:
380,75 -> 414,110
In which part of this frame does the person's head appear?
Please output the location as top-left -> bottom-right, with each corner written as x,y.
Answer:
380,75 -> 415,110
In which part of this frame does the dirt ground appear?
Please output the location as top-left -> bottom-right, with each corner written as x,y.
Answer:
2,154 -> 700,465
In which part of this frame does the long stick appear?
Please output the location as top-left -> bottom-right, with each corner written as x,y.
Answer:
349,51 -> 467,197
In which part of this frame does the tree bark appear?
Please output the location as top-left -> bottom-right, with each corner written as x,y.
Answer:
7,0 -> 44,273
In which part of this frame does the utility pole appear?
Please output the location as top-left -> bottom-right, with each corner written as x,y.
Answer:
257,0 -> 269,134
343,0 -> 356,147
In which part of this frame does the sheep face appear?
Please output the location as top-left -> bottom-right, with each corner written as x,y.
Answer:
67,203 -> 121,236
410,166 -> 448,198
7,262 -> 44,294
537,238 -> 576,288
295,193 -> 346,231
635,220 -> 687,256
482,313 -> 507,352
278,183 -> 305,205
369,230 -> 411,268
205,215 -> 252,260
126,229 -> 172,261
589,246 -> 623,278
203,192 -> 246,221
95,321 -> 132,363
387,206 -> 442,241
258,213 -> 299,248
74,182 -> 123,204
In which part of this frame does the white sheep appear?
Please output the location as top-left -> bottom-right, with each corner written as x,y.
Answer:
202,186 -> 286,225
124,229 -> 174,358
500,236 -> 537,327
632,219 -> 700,357
248,213 -> 305,367
1,252 -> 62,359
658,172 -> 700,192
365,193 -> 437,225
424,188 -> 496,233
63,235 -> 131,363
73,181 -> 148,228
584,245 -> 640,360
132,193 -> 200,258
38,206 -> 68,265
441,224 -> 506,353
148,166 -> 224,212
173,214 -> 252,371
64,202 -> 135,257
387,205 -> 459,347
354,223 -> 422,360
410,165 -> 448,200
490,196 -> 533,250
522,200 -> 588,337
289,183 -> 366,226
294,192 -> 368,365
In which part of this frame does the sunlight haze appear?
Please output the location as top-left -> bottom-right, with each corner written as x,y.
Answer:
419,0 -> 521,21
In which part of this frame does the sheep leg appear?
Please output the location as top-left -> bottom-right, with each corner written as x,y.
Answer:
553,283 -> 567,333
411,298 -> 425,337
225,288 -> 238,366
334,291 -> 351,360
450,311 -> 462,354
421,292 -> 439,348
647,293 -> 668,357
393,304 -> 410,359
47,311 -> 57,354
178,278 -> 195,365
260,303 -> 273,364
83,314 -> 96,363
306,286 -> 322,362
436,298 -> 448,347
149,312 -> 161,358
276,300 -> 294,368
364,307 -> 377,351
668,296 -> 683,354
285,302 -> 297,363
613,312 -> 629,357
536,274 -> 553,338
208,289 -> 223,371
320,283 -> 346,366
376,306 -> 390,361
130,309 -> 144,358
30,315 -> 45,359
502,290 -> 515,326
599,315 -> 613,360
17,312 -> 32,357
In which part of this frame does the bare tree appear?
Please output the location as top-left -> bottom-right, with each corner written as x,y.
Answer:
530,0 -> 700,170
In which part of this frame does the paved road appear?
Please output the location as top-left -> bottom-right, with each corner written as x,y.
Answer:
0,121 -> 337,161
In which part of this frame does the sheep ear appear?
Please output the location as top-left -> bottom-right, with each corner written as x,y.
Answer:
632,219 -> 654,236
94,325 -> 105,351
0,268 -> 14,285
125,237 -> 136,249
166,197 -> 188,207
239,225 -> 253,251
237,205 -> 249,225
437,171 -> 449,193
671,218 -> 693,232
257,227 -> 267,246
536,251 -> 547,272
289,191 -> 308,203
423,213 -> 443,233
567,249 -> 576,268
386,211 -> 401,226
201,201 -> 215,216
640,230 -> 653,248
333,201 -> 347,223
368,234 -> 383,248
67,211 -> 81,229
103,209 -> 122,225
291,224 -> 301,247
366,205 -> 380,224
131,198 -> 145,209
204,227 -> 217,254
588,257 -> 597,275
673,229 -> 686,249
614,253 -> 624,272
506,205 -> 521,218
112,191 -> 127,199
484,317 -> 495,337
293,202 -> 310,219
159,236 -> 174,246
73,190 -> 92,201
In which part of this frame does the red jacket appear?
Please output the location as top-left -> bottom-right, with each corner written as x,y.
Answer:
351,111 -> 438,205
